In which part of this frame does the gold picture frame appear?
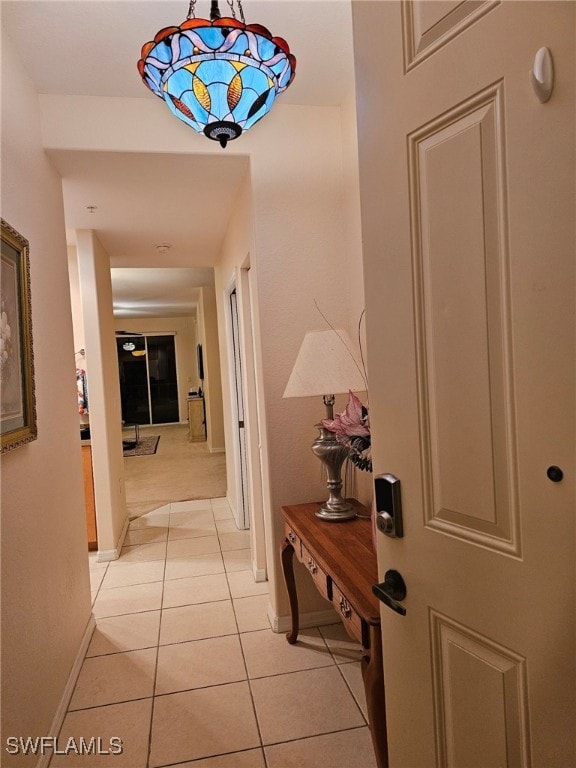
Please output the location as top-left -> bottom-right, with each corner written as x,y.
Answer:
1,219 -> 37,452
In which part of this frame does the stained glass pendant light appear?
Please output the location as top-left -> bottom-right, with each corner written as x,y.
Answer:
138,0 -> 296,148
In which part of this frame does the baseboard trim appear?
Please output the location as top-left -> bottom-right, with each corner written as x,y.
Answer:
38,613 -> 96,768
252,566 -> 267,583
96,514 -> 129,562
269,607 -> 338,634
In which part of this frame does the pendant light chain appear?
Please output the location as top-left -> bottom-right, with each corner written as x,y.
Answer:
226,0 -> 245,23
188,0 -> 243,23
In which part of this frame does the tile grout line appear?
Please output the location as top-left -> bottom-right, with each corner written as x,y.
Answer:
150,721 -> 372,768
258,724 -> 372,761
222,499 -> 269,767
65,694 -> 153,715
145,500 -> 171,768
318,626 -> 369,726
333,655 -> 370,727
153,744 -> 266,768
49,567 -> 114,765
87,619 -> 294,659
88,560 -> 109,607
231,573 -> 269,768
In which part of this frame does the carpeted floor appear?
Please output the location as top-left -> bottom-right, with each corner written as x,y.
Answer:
123,424 -> 227,519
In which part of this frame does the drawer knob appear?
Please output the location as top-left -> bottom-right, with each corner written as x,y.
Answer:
307,559 -> 318,575
339,597 -> 352,619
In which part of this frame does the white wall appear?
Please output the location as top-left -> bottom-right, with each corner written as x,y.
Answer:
197,287 -> 225,452
0,32 -> 92,765
76,230 -> 127,556
340,90 -> 373,505
68,245 -> 90,425
214,173 -> 254,513
250,105 -> 367,617
113,315 -> 198,423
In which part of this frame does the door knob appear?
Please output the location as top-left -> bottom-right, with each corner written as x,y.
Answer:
373,569 -> 407,616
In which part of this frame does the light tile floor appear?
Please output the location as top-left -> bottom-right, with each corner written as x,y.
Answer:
51,498 -> 377,768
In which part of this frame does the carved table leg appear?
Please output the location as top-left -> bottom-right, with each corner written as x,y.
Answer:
361,624 -> 388,768
280,538 -> 299,644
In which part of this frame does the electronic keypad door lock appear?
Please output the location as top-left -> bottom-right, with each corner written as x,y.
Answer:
374,473 -> 403,538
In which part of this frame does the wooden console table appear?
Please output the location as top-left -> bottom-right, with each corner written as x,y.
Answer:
280,501 -> 388,768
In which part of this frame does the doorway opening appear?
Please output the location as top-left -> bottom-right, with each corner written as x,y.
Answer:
227,286 -> 250,530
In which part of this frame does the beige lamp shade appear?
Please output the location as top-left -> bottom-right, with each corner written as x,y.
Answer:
283,329 -> 366,398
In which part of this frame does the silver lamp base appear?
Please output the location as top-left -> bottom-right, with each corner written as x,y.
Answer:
312,424 -> 356,522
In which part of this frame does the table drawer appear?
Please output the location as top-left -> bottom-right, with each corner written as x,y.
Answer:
332,584 -> 362,643
301,544 -> 331,600
285,524 -> 301,558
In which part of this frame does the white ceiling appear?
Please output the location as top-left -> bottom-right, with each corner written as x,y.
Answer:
52,150 -> 250,266
1,0 -> 354,105
112,267 -> 214,318
2,0 -> 356,317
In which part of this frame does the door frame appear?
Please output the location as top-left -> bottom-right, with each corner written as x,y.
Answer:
225,276 -> 249,529
224,267 -> 267,579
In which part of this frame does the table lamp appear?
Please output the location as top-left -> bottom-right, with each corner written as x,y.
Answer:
283,328 -> 366,521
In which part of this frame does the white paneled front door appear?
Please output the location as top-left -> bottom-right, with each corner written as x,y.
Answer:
354,1 -> 575,765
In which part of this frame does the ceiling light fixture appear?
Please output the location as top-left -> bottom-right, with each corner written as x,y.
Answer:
138,0 -> 296,148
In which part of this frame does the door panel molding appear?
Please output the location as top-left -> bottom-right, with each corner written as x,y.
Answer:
430,609 -> 530,768
408,81 -> 520,557
402,0 -> 500,72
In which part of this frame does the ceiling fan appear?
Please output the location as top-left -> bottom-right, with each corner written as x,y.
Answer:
115,332 -> 147,357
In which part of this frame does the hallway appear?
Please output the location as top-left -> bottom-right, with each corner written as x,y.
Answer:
53,498 -> 376,767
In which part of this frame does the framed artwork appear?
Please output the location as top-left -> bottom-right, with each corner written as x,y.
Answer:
1,219 -> 37,452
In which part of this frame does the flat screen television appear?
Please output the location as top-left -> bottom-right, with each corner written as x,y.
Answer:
197,343 -> 204,382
